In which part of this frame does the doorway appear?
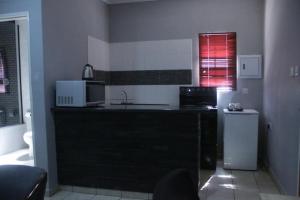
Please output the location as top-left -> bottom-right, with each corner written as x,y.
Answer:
0,14 -> 34,166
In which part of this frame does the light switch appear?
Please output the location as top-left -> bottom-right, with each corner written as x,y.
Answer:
242,88 -> 249,94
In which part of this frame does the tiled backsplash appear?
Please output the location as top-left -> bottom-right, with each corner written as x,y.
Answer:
89,37 -> 193,105
95,69 -> 192,85
94,70 -> 110,84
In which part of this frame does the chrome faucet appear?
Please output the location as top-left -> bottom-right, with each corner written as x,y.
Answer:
121,90 -> 128,104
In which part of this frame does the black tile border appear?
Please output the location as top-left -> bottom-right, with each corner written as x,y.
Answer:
94,70 -> 110,84
95,69 -> 192,85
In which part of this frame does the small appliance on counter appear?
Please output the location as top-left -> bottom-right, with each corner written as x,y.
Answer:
56,80 -> 105,107
180,87 -> 217,108
82,64 -> 94,80
227,103 -> 243,111
179,86 -> 218,170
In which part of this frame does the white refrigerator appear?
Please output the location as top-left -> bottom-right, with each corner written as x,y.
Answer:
223,109 -> 259,170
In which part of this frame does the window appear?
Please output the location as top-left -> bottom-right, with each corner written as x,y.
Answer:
0,49 -> 6,93
199,32 -> 237,90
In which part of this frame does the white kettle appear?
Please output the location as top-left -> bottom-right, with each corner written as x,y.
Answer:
82,64 -> 94,80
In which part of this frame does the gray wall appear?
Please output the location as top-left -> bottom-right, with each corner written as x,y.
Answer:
263,0 -> 300,195
109,0 -> 264,157
42,0 -> 109,193
110,0 -> 263,46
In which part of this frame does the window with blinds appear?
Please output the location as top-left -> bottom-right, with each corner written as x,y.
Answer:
199,32 -> 237,90
0,49 -> 6,93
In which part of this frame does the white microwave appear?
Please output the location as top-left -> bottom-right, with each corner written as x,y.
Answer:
56,80 -> 105,107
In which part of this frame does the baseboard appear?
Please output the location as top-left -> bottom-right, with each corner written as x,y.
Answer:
268,166 -> 287,195
45,185 -> 59,197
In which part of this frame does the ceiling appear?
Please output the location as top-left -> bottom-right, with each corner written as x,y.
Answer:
102,0 -> 157,4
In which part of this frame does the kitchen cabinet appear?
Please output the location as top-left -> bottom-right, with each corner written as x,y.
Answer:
52,106 -> 201,192
200,111 -> 217,170
238,55 -> 262,79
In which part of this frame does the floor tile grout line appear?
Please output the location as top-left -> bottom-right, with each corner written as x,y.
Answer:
231,169 -> 237,200
253,170 -> 262,194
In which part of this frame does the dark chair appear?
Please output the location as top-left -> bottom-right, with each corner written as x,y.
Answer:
0,165 -> 47,200
153,169 -> 200,200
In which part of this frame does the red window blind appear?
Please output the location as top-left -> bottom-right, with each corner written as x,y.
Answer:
0,49 -> 6,93
199,32 -> 237,89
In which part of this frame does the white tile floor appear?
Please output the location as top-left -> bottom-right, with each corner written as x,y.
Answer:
260,193 -> 300,200
199,163 -> 280,200
46,163 -> 282,200
0,148 -> 34,166
45,190 -> 152,200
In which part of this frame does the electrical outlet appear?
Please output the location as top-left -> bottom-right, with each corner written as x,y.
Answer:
290,66 -> 295,77
267,122 -> 272,131
295,65 -> 299,77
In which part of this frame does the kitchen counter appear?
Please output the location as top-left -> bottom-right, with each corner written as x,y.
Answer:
52,105 -> 217,192
52,104 -> 217,113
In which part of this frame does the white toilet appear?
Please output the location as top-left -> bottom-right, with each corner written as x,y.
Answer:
23,112 -> 33,157
23,131 -> 33,157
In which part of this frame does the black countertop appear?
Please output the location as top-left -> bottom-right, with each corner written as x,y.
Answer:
52,104 -> 217,113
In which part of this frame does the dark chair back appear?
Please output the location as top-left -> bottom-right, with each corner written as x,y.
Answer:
153,169 -> 199,200
0,165 -> 47,200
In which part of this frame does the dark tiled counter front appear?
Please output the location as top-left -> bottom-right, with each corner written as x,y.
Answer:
52,105 -> 212,192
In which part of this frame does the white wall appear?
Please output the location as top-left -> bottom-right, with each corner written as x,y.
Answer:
109,39 -> 192,105
110,39 -> 192,71
264,0 -> 300,195
88,36 -> 110,71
